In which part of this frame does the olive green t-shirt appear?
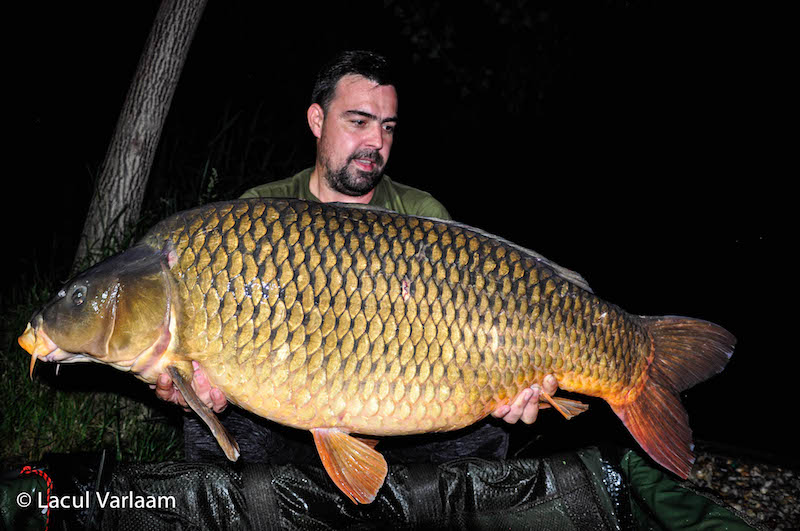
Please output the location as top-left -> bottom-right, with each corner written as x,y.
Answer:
240,168 -> 451,220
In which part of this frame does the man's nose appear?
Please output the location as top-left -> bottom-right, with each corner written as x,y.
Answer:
364,123 -> 385,149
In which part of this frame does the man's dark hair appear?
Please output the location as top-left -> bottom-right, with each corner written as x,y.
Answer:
311,50 -> 396,112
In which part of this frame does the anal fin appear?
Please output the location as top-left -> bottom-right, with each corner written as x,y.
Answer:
540,391 -> 589,420
311,428 -> 387,504
167,366 -> 240,461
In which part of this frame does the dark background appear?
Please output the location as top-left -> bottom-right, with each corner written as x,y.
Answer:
6,1 -> 792,462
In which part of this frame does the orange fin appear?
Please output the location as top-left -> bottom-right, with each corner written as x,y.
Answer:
540,391 -> 589,420
611,316 -> 735,479
359,437 -> 380,449
311,428 -> 387,504
167,366 -> 240,461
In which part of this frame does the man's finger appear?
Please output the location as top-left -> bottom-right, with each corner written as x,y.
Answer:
506,387 -> 534,424
155,373 -> 173,399
491,404 -> 511,418
542,374 -> 558,394
191,362 -> 223,410
192,367 -> 212,407
519,385 -> 541,424
210,388 -> 227,413
155,373 -> 190,408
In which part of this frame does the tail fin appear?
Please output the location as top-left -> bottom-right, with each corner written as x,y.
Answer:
610,316 -> 735,478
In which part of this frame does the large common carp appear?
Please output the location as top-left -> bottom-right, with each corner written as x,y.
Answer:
19,198 -> 734,503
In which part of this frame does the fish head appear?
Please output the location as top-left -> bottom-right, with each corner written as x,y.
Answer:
19,244 -> 174,378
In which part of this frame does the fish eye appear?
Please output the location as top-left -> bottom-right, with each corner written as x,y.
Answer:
71,285 -> 87,306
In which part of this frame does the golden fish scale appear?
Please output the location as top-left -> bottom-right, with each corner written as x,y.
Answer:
149,199 -> 649,435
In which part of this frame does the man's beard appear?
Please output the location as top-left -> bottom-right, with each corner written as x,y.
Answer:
322,149 -> 385,197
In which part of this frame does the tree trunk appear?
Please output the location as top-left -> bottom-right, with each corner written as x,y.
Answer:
73,0 -> 208,272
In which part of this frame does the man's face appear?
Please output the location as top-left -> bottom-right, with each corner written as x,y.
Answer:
315,75 -> 398,196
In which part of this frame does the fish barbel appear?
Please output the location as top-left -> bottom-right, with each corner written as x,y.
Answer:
19,198 -> 735,503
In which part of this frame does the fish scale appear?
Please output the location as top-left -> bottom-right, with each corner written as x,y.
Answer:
146,199 -> 635,434
20,197 -> 735,504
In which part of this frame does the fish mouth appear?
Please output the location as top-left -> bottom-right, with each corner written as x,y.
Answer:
18,323 -> 76,379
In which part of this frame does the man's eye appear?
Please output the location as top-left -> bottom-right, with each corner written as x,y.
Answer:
351,120 -> 366,126
383,124 -> 395,133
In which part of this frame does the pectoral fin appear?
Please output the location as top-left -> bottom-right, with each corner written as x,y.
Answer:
167,365 -> 240,461
311,427 -> 387,504
540,390 -> 589,420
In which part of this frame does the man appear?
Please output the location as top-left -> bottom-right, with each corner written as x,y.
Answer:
154,50 -> 558,464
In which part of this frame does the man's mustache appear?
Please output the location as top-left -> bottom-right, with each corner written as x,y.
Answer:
348,150 -> 384,167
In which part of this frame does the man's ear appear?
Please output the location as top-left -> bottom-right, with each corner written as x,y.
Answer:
307,103 -> 324,139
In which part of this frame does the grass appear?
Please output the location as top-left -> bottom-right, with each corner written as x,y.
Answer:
1,241 -> 184,468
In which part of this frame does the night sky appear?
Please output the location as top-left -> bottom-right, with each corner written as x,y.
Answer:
7,1 -> 792,462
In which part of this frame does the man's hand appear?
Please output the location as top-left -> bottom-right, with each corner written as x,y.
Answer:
150,361 -> 227,413
491,374 -> 558,424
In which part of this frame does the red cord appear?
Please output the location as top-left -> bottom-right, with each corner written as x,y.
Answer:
19,465 -> 53,531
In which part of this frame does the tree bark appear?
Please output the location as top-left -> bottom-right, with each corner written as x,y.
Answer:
73,0 -> 208,272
